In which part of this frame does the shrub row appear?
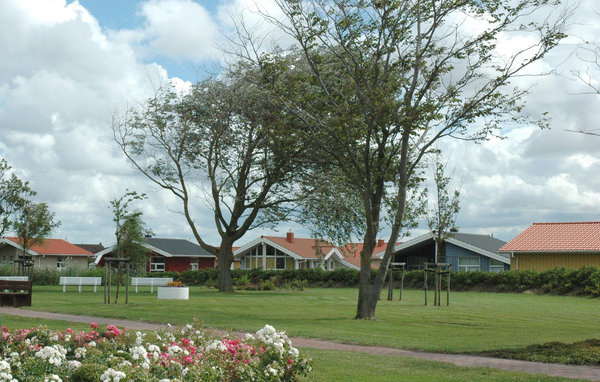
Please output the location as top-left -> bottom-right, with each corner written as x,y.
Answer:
4,264 -> 600,297
151,266 -> 600,297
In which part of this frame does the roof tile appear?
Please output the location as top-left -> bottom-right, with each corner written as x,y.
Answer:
4,237 -> 93,255
499,222 -> 600,252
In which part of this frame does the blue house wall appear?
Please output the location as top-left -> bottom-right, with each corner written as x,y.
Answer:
445,243 -> 509,272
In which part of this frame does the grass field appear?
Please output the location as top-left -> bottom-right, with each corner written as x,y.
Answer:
299,349 -> 586,382
25,286 -> 600,352
0,314 -> 586,382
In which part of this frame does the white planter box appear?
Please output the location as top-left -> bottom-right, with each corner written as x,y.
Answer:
157,287 -> 189,300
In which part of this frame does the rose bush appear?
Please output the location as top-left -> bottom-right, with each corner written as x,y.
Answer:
0,322 -> 311,381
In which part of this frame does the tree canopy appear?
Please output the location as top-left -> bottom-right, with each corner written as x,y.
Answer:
239,0 -> 569,318
113,71 -> 303,291
0,158 -> 35,237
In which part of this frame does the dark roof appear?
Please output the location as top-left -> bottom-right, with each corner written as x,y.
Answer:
74,243 -> 105,254
451,233 -> 508,257
144,237 -> 215,257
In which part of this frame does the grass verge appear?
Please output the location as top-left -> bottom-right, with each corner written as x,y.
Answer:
476,339 -> 600,366
299,348 -> 586,381
26,286 -> 600,352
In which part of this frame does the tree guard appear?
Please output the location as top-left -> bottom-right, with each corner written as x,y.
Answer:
424,262 -> 451,306
387,262 -> 406,301
103,257 -> 130,304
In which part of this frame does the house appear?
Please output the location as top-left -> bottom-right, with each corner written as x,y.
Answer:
93,237 -> 216,272
392,232 -> 510,272
340,239 -> 401,269
499,222 -> 600,271
0,237 -> 93,271
233,232 -> 360,271
74,243 -> 105,254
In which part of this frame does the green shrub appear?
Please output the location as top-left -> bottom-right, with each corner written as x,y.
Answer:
71,363 -> 105,382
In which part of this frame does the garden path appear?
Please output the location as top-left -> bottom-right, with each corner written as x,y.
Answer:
3,307 -> 599,381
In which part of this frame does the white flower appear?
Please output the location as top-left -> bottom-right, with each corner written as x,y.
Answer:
88,341 -> 96,347
68,360 -> 82,370
206,340 -> 227,352
44,374 -> 62,382
130,345 -> 147,361
288,347 -> 299,359
74,347 -> 87,359
100,368 -> 126,382
35,345 -> 67,366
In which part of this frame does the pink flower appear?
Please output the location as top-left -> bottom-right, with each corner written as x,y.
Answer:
183,356 -> 193,364
90,322 -> 98,330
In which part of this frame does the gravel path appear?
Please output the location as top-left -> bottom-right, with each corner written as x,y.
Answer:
3,307 -> 599,381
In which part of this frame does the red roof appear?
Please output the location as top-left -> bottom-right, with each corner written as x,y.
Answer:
263,235 -> 335,259
4,237 -> 93,256
499,222 -> 600,252
341,240 -> 400,268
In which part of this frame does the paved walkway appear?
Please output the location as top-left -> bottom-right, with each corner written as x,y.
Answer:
3,307 -> 600,381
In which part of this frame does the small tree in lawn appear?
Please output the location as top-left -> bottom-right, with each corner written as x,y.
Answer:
0,158 -> 35,237
12,201 -> 60,274
423,153 -> 461,263
109,190 -> 150,303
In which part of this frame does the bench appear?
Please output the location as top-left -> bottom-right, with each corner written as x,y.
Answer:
0,280 -> 32,307
0,276 -> 28,281
59,277 -> 102,292
131,277 -> 173,293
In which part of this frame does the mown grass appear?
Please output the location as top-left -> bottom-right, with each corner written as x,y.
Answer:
299,349 -> 586,382
0,314 -> 586,382
27,286 -> 600,353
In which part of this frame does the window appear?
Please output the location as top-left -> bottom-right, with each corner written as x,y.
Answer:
57,257 -> 64,271
150,257 -> 165,272
490,259 -> 504,273
190,259 -> 199,271
458,257 -> 480,272
276,257 -> 285,269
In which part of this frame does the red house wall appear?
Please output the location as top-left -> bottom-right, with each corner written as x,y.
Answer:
165,257 -> 190,272
197,257 -> 215,269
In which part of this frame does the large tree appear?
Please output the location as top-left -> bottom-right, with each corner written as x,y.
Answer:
113,74 -> 301,292
247,0 -> 569,318
0,158 -> 35,237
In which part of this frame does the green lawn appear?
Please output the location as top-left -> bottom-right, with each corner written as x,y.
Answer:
300,349 -> 586,382
0,314 -> 586,382
26,286 -> 600,353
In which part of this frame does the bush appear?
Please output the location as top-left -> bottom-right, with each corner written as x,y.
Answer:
0,323 -> 312,381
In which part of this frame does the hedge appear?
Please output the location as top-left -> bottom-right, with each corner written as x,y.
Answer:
4,264 -> 600,297
147,266 -> 600,297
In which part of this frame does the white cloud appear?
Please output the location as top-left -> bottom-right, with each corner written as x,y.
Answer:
139,0 -> 218,62
1,0 -> 600,249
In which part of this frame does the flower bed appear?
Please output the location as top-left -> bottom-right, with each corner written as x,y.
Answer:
0,322 -> 311,381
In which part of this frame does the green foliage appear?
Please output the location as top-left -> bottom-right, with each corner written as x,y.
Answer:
0,158 -> 36,237
31,268 -> 60,285
478,339 -> 600,366
12,201 -> 60,253
109,190 -> 150,268
71,363 -> 105,382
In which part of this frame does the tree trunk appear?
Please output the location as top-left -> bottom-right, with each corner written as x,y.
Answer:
355,231 -> 377,319
217,243 -> 234,293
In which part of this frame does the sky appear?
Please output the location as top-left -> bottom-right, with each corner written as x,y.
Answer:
0,0 -> 599,248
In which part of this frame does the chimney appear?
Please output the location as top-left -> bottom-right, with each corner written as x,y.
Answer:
286,231 -> 294,243
377,239 -> 385,247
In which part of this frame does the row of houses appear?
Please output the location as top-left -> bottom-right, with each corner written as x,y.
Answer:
1,221 -> 599,273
